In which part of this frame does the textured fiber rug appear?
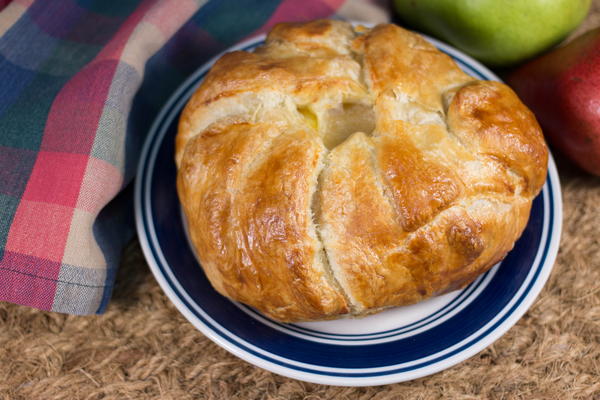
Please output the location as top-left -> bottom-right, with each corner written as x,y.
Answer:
1,5 -> 599,400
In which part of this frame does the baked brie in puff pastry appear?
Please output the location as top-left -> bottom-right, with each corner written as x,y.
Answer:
175,20 -> 548,322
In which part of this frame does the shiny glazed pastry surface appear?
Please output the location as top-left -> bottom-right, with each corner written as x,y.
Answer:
176,20 -> 548,322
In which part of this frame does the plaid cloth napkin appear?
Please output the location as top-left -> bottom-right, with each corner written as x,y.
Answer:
0,0 -> 388,315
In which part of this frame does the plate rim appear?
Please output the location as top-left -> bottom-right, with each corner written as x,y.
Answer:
134,31 -> 563,386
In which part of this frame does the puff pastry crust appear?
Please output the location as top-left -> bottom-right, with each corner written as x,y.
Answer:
176,20 -> 548,322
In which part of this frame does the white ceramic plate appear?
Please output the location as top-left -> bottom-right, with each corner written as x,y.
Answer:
135,32 -> 562,386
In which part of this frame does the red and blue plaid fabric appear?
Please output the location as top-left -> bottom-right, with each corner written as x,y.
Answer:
0,0 -> 388,314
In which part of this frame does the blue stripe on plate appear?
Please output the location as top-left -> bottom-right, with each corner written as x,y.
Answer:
141,201 -> 550,377
142,170 -> 551,376
239,267 -> 491,340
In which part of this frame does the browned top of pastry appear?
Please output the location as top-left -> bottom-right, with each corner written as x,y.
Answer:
176,20 -> 548,322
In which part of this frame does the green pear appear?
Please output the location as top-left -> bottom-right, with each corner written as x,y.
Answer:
393,0 -> 591,67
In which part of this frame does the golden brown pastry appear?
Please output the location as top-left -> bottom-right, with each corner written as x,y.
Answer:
176,20 -> 548,322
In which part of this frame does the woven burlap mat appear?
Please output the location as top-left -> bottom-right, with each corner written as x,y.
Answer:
2,4 -> 599,399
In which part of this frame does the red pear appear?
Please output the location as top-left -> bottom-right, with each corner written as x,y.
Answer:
508,27 -> 600,176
